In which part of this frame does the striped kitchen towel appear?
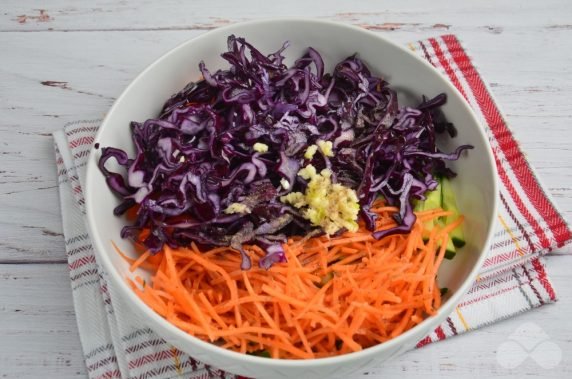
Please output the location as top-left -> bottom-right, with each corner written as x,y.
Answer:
52,34 -> 571,379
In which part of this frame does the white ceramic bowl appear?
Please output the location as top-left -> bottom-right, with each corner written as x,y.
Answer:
85,19 -> 498,379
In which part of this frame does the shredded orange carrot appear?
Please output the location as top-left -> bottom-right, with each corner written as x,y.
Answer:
117,203 -> 461,359
125,204 -> 140,221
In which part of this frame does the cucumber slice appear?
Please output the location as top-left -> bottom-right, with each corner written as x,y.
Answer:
317,271 -> 334,288
451,233 -> 466,248
436,218 -> 456,258
421,183 -> 442,211
415,182 -> 442,241
440,177 -> 466,248
444,250 -> 456,260
444,239 -> 456,259
247,349 -> 271,358
415,179 -> 460,257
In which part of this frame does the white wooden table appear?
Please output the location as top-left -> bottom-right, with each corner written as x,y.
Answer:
1,1 -> 571,378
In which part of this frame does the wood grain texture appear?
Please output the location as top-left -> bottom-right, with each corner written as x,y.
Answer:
0,0 -> 571,377
0,264 -> 86,379
1,27 -> 570,262
1,0 -> 571,32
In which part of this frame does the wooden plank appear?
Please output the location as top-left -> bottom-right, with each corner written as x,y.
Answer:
1,257 -> 570,378
0,30 -> 201,263
1,0 -> 571,32
0,264 -> 87,378
1,26 -> 570,262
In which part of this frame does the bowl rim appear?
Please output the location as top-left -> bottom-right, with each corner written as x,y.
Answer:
85,17 -> 499,367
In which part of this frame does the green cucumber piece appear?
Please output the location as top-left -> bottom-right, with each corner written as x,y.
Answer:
248,349 -> 271,358
436,218 -> 456,258
317,271 -> 334,288
415,179 -> 460,258
444,236 -> 456,259
440,177 -> 466,248
444,248 -> 456,260
421,182 -> 442,211
451,233 -> 466,248
415,182 -> 442,241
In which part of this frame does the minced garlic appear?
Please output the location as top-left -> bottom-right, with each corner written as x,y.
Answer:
224,203 -> 251,214
253,142 -> 269,153
316,140 -> 334,157
280,164 -> 359,234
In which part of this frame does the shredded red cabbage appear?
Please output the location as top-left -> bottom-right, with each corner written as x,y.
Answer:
98,35 -> 472,269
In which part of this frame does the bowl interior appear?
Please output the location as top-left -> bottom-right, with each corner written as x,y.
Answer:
86,19 -> 498,377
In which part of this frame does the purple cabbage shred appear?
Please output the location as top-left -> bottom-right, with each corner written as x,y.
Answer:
98,35 -> 472,269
